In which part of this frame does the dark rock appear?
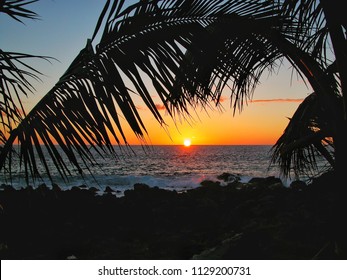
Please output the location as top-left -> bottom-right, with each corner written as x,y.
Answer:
268,182 -> 285,190
0,171 -> 339,260
88,187 -> 98,193
199,180 -> 221,188
70,186 -> 81,192
249,176 -> 282,188
133,183 -> 150,192
290,180 -> 307,191
192,233 -> 244,259
123,189 -> 133,197
225,181 -> 244,190
22,185 -> 34,193
104,186 -> 114,194
3,185 -> 15,192
52,184 -> 61,192
36,184 -> 50,195
217,173 -> 240,183
0,184 -> 10,190
311,171 -> 337,188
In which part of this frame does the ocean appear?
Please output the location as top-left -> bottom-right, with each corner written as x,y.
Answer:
1,145 -> 296,195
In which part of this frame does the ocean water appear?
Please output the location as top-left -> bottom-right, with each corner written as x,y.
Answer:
1,145 -> 293,194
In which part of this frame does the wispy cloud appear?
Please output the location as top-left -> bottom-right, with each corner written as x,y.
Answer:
135,104 -> 167,111
213,96 -> 303,104
136,99 -> 303,112
155,104 -> 167,110
135,105 -> 146,111
218,96 -> 228,103
250,98 -> 304,103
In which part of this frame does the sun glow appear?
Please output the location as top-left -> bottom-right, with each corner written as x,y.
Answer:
183,139 -> 191,147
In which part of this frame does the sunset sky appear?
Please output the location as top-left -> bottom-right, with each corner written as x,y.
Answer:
1,0 -> 312,146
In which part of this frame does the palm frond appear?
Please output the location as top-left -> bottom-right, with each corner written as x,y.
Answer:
0,0 -> 39,23
1,0 -> 343,184
270,92 -> 341,178
0,50 -> 53,143
170,15 -> 289,115
1,0 -> 290,183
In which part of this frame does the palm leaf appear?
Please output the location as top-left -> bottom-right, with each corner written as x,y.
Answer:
270,92 -> 340,178
0,0 -> 289,183
167,0 -> 342,178
1,0 -> 342,183
0,50 -> 53,143
0,0 -> 39,23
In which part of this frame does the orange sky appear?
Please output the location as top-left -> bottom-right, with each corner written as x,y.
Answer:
2,1 -> 312,147
120,96 -> 304,146
22,64 -> 309,147
113,65 -> 309,146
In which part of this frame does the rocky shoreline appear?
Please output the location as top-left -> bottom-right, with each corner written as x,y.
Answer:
0,172 -> 345,259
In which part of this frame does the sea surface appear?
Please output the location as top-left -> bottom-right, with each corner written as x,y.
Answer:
2,145 -> 297,194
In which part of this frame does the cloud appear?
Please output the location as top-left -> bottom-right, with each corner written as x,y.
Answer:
250,98 -> 304,103
135,105 -> 146,111
218,96 -> 228,103
135,104 -> 167,111
155,104 -> 167,110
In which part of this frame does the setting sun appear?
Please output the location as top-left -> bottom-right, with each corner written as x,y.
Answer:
183,139 -> 191,147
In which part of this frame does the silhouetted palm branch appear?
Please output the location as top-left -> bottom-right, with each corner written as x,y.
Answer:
270,92 -> 340,179
0,0 -> 288,184
169,0 -> 344,178
0,0 -> 39,23
0,50 -> 51,140
1,0 -> 52,152
1,0 -> 345,183
1,0 -> 47,142
267,0 -> 346,178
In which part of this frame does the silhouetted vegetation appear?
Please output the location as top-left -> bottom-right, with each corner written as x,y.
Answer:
1,0 -> 347,260
1,0 -> 346,183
